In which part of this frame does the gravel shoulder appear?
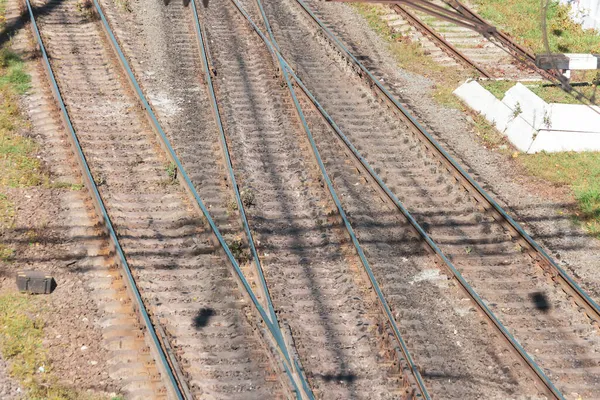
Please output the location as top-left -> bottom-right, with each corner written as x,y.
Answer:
302,0 -> 600,301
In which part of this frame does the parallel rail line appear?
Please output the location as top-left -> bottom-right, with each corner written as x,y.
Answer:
368,0 -> 597,104
227,2 -> 559,399
188,1 -> 313,397
390,3 -> 492,78
24,0 -> 182,398
28,0 -> 318,397
193,0 -> 424,397
293,0 -> 600,329
93,0 -> 317,396
230,0 -> 430,397
231,0 -> 600,397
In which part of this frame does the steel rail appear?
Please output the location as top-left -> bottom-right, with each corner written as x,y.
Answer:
293,0 -> 600,330
188,1 -> 314,398
329,0 -> 490,31
228,0 -> 566,397
390,4 -> 491,78
23,1 -> 184,399
92,0 -> 312,398
333,0 -> 598,107
230,0 -> 429,398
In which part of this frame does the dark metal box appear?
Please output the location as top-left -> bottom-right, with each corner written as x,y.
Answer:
16,271 -> 56,294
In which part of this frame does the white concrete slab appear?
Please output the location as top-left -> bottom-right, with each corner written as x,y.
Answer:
503,83 -> 551,130
454,80 -> 513,132
454,80 -> 600,153
530,129 -> 600,152
547,103 -> 600,132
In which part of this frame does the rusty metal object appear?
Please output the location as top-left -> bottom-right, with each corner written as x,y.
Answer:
16,271 -> 56,294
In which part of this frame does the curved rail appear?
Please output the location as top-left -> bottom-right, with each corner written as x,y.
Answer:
91,0 -> 312,398
231,0 -> 431,397
293,0 -> 600,330
188,1 -> 313,398
23,1 -> 184,398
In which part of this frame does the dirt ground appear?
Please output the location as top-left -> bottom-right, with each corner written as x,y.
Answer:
0,187 -> 119,397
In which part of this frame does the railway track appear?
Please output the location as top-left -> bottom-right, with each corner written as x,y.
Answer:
23,0 -> 600,397
92,0 -> 440,398
198,2 -> 424,398
27,0 -> 302,398
232,0 -> 600,398
379,2 -> 535,80
331,0 -> 596,105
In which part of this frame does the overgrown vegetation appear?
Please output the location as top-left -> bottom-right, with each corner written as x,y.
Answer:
0,294 -> 119,399
352,4 -> 474,108
114,0 -> 132,13
471,113 -> 507,149
225,234 -> 250,264
75,0 -> 97,21
0,49 -> 31,94
519,152 -> 600,238
471,0 -> 600,53
1,49 -> 46,188
165,161 -> 177,182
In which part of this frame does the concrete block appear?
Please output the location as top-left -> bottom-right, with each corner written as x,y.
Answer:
504,116 -> 537,152
530,129 -> 600,153
502,83 -> 550,130
548,103 -> 600,133
454,81 -> 512,131
454,80 -> 600,153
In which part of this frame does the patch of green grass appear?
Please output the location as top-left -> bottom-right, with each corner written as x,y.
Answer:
0,51 -> 46,188
472,0 -> 600,54
482,80 -> 516,100
0,192 -> 14,229
114,0 -> 132,13
0,243 -> 14,261
519,151 -> 600,238
50,181 -> 84,191
0,293 -> 71,399
471,113 -> 507,149
0,48 -> 31,94
0,0 -> 6,29
353,4 -> 473,108
0,294 -> 117,399
165,161 -> 177,182
483,73 -> 599,104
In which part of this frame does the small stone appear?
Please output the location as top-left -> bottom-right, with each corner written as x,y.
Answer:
90,360 -> 98,365
81,345 -> 88,351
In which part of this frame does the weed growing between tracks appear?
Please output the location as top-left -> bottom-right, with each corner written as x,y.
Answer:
520,152 -> 600,238
352,3 -> 474,109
